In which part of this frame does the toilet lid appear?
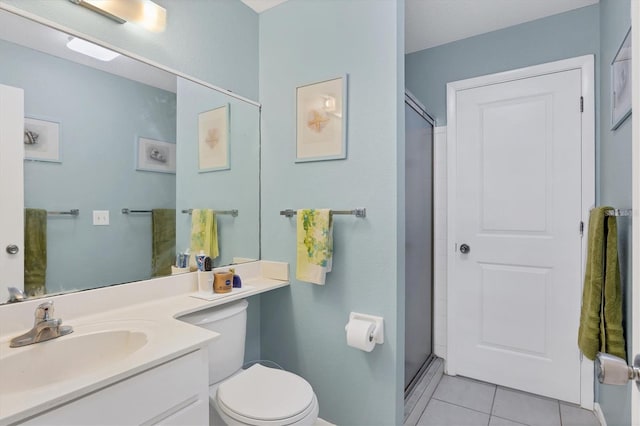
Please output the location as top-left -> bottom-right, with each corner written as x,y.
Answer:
217,364 -> 315,422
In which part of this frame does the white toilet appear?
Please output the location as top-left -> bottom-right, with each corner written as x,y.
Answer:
181,299 -> 319,425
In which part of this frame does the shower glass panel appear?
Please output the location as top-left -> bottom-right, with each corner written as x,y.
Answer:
404,94 -> 434,393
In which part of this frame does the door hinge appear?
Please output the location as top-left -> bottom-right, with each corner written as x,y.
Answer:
580,221 -> 584,237
580,96 -> 584,113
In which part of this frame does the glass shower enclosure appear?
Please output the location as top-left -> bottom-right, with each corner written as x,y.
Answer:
404,92 -> 435,395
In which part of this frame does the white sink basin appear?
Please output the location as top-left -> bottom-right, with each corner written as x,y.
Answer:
0,329 -> 147,394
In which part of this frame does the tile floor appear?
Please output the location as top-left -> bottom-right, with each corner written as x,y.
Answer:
412,374 -> 600,426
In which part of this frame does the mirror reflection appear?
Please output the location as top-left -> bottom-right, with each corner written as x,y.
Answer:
0,9 -> 260,302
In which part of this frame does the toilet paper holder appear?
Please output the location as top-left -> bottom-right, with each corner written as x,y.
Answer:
346,312 -> 384,344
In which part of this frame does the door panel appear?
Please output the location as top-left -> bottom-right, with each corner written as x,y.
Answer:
454,69 -> 583,403
0,84 -> 24,297
404,100 -> 433,390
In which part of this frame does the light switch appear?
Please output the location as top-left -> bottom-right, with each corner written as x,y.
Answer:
93,210 -> 109,226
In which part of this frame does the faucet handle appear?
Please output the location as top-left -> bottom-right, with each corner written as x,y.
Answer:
35,301 -> 54,322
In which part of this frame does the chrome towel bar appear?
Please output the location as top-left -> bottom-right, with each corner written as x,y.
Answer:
279,208 -> 367,218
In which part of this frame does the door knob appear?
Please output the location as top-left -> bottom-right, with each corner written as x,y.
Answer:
5,245 -> 19,255
459,244 -> 470,254
595,352 -> 640,390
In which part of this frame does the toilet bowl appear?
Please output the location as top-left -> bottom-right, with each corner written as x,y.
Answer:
210,364 -> 319,425
180,299 -> 319,425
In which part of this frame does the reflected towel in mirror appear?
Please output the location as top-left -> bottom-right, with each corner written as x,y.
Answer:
152,209 -> 176,277
190,209 -> 219,269
24,208 -> 47,296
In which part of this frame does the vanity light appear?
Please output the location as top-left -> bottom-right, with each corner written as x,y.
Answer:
69,0 -> 167,32
66,37 -> 120,61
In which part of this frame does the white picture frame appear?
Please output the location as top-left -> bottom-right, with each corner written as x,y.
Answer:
136,137 -> 176,174
611,28 -> 631,130
295,75 -> 348,162
198,104 -> 230,172
24,117 -> 61,163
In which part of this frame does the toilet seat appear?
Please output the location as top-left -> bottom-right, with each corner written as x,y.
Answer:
215,364 -> 318,425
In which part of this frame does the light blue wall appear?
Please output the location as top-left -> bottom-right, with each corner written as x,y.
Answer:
0,39 -> 176,293
175,77 -> 260,267
597,1 -> 632,424
405,5 -> 600,126
258,0 -> 404,424
0,0 -> 259,100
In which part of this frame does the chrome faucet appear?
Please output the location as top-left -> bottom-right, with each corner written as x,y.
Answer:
9,301 -> 73,348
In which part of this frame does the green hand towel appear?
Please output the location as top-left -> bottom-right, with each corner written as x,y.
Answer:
24,208 -> 47,297
578,207 -> 626,360
602,216 -> 626,359
151,209 -> 176,277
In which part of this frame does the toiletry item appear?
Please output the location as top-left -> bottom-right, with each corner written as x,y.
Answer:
195,250 -> 207,271
230,268 -> 242,288
213,271 -> 233,293
198,270 -> 214,292
183,249 -> 190,268
204,256 -> 212,271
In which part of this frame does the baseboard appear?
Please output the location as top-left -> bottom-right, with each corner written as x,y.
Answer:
593,402 -> 607,426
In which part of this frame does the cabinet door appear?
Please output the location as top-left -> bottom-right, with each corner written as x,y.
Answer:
22,350 -> 209,425
0,84 -> 24,297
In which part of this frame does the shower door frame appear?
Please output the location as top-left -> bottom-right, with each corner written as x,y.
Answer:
404,91 -> 436,397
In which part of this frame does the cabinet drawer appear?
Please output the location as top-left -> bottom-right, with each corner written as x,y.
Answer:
21,350 -> 209,425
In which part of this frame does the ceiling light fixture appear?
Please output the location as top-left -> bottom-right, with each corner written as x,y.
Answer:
68,0 -> 167,32
66,37 -> 120,61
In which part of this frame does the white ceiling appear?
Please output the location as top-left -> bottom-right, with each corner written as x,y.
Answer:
240,0 -> 599,54
240,0 -> 288,13
0,9 -> 176,92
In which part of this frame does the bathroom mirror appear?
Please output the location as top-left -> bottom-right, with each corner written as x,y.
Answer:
0,9 -> 260,302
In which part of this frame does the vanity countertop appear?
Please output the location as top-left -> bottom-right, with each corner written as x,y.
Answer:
0,261 -> 289,424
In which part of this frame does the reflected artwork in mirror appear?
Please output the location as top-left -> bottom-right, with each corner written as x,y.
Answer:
0,8 -> 260,303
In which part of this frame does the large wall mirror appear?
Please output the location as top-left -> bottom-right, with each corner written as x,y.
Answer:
0,8 -> 260,303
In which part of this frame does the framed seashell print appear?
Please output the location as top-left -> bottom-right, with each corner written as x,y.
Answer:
198,104 -> 230,172
295,75 -> 347,162
24,116 -> 61,163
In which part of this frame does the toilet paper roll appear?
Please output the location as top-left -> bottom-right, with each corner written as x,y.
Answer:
345,319 -> 376,352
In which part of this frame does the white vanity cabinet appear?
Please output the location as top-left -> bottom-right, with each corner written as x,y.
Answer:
19,349 -> 209,426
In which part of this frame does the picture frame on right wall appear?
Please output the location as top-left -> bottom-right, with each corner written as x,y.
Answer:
295,75 -> 348,162
611,28 -> 631,130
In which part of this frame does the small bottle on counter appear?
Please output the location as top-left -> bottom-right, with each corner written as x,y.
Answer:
230,268 -> 242,288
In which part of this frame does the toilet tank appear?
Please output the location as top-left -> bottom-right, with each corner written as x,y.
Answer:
179,299 -> 248,385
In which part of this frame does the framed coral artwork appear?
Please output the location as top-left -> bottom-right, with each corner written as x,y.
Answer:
295,75 -> 347,162
198,104 -> 230,172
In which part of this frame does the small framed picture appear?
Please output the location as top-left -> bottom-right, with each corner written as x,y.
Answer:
296,75 -> 347,163
198,104 -> 230,172
611,28 -> 631,130
136,137 -> 176,174
24,117 -> 61,163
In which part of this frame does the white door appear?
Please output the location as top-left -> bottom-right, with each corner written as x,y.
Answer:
448,60 -> 593,404
0,84 -> 24,298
